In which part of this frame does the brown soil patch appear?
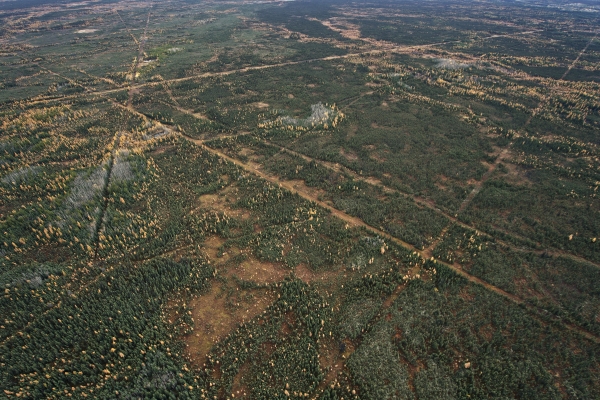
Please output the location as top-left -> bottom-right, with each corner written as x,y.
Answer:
260,340 -> 276,356
364,176 -> 385,187
282,317 -> 293,335
501,162 -> 532,186
196,184 -> 247,218
369,151 -> 387,163
149,145 -> 175,155
238,147 -> 255,157
231,362 -> 251,398
198,193 -> 227,212
317,18 -> 362,40
226,255 -> 289,284
478,323 -> 494,341
435,174 -> 449,191
202,235 -> 228,262
294,263 -> 341,284
252,102 -> 270,109
294,263 -> 316,283
516,277 -> 546,301
393,327 -> 402,340
382,283 -> 407,308
23,243 -> 71,265
315,337 -> 355,394
286,179 -> 328,201
346,125 -> 358,139
405,358 -> 425,389
183,285 -> 274,367
192,112 -> 209,120
340,147 -> 358,161
318,337 -> 340,371
435,181 -> 447,191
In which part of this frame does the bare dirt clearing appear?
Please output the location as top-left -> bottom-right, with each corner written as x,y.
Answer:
183,284 -> 275,367
225,254 -> 290,284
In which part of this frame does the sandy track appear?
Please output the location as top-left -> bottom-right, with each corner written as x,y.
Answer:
457,146 -> 512,213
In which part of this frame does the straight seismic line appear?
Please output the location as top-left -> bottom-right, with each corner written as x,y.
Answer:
177,131 -> 600,345
23,28 -> 543,107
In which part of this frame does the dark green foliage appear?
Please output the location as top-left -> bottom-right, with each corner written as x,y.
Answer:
257,2 -> 341,40
348,323 -> 413,399
462,172 -> 600,262
434,224 -> 600,335
387,278 -> 599,399
201,279 -> 331,398
0,257 -> 213,398
414,361 -> 456,400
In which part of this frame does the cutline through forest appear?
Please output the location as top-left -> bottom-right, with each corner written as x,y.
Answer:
95,7 -> 600,345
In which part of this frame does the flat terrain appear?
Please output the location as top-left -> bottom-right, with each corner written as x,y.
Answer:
1,0 -> 599,399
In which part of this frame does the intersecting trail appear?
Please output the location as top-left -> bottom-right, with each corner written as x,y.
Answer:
525,31 -> 598,126
100,22 -> 600,276
193,140 -> 530,308
149,95 -> 600,272
25,18 -> 600,345
115,9 -> 139,45
75,68 -> 120,87
24,28 -> 543,107
457,146 -> 512,213
163,82 -> 182,108
127,10 -> 151,109
92,8 -> 153,258
175,132 -> 600,345
442,30 -> 600,247
28,74 -> 146,261
50,31 -> 599,345
421,225 -> 450,260
78,57 -> 598,344
449,30 -> 599,222
253,137 -> 600,270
